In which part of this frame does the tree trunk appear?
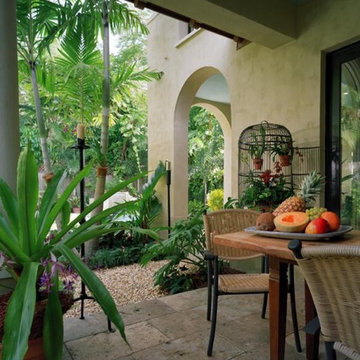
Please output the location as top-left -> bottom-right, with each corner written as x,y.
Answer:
30,65 -> 51,174
86,1 -> 110,255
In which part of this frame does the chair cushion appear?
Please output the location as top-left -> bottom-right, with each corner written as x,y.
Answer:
219,273 -> 269,293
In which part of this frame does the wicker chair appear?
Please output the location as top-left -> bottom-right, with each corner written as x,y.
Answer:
289,239 -> 360,360
204,209 -> 301,356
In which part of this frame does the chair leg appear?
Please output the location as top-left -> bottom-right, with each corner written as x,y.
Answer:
261,255 -> 269,319
207,257 -> 219,357
325,342 -> 337,360
289,264 -> 302,352
207,259 -> 213,321
261,292 -> 268,319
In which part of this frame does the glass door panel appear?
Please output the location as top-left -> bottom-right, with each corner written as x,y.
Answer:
326,41 -> 360,229
341,60 -> 360,227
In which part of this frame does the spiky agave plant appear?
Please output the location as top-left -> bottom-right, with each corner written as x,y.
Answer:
0,146 -> 145,360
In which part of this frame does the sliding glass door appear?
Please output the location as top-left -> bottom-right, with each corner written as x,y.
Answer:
326,41 -> 360,228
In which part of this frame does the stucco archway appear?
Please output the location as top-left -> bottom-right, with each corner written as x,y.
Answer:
172,67 -> 231,221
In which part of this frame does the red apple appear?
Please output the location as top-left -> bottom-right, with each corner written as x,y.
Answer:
305,218 -> 330,234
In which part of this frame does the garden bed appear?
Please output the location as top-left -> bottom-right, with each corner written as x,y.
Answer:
65,260 -> 169,317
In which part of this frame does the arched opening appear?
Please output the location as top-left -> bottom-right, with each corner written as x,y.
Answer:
188,106 -> 224,213
172,68 -> 231,220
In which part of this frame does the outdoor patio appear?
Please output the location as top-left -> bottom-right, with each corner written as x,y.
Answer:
62,276 -> 349,360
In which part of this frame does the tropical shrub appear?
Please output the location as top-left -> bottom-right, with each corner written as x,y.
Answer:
141,212 -> 206,294
240,167 -> 293,210
87,162 -> 166,268
0,146 -> 147,359
207,189 -> 224,211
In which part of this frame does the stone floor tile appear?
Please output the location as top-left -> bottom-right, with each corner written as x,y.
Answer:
216,294 -> 265,321
66,321 -> 169,360
215,312 -> 269,353
119,298 -> 176,326
148,306 -> 209,340
64,312 -> 110,342
63,344 -> 73,360
157,287 -> 208,311
132,333 -> 245,360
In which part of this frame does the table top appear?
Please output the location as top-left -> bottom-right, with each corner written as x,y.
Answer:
214,230 -> 360,261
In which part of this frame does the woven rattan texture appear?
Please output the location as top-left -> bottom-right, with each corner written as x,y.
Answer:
334,342 -> 360,360
298,246 -> 360,358
203,209 -> 261,260
219,273 -> 269,293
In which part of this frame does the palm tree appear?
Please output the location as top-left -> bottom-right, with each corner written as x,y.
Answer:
68,0 -> 155,253
16,0 -> 78,175
56,23 -> 103,125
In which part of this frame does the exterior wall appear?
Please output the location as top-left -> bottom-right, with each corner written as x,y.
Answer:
147,0 -> 360,224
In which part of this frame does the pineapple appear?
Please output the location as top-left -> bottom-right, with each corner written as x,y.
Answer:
273,171 -> 324,216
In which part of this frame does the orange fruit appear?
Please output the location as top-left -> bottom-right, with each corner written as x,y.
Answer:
320,211 -> 340,231
305,218 -> 330,234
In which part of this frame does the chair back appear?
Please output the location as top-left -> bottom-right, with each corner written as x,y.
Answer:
297,245 -> 360,357
203,209 -> 261,260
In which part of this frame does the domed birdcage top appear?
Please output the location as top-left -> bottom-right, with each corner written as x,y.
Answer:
239,121 -> 292,151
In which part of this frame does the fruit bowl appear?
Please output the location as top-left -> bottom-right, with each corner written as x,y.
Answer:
244,225 -> 353,241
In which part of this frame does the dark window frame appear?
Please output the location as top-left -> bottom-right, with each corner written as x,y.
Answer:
325,40 -> 360,212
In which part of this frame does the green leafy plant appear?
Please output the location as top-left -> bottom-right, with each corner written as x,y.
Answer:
0,146 -> 147,360
207,189 -> 224,211
125,162 -> 166,243
270,137 -> 293,164
69,195 -> 80,209
240,168 -> 293,210
87,245 -> 147,269
224,197 -> 241,209
141,213 -> 206,294
248,125 -> 266,159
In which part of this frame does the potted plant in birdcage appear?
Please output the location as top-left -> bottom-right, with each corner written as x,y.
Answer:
270,137 -> 293,167
239,164 -> 294,211
69,195 -> 81,213
248,125 -> 266,170
0,146 -> 148,360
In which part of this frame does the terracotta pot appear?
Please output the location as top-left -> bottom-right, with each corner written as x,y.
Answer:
42,172 -> 54,185
0,337 -> 45,360
279,154 -> 291,167
253,158 -> 263,170
0,292 -> 73,358
72,206 -> 81,213
24,337 -> 45,360
96,166 -> 108,177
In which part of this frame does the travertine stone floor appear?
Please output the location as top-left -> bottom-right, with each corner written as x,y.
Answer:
63,270 -> 349,360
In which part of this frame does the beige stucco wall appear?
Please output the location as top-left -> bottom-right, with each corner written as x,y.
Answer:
147,0 -> 360,225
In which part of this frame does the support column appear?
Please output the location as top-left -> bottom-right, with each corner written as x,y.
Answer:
0,0 -> 20,192
0,0 -> 19,286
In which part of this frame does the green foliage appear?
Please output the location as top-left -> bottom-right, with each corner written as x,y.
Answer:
248,125 -> 266,158
188,107 -> 224,204
270,137 -> 292,157
240,169 -> 293,210
56,22 -> 102,124
208,189 -> 224,211
16,0 -> 159,184
224,197 -> 241,209
141,213 -> 206,294
119,161 -> 166,243
86,161 -> 166,270
0,147 -> 151,359
188,200 -> 206,217
87,245 -> 146,269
